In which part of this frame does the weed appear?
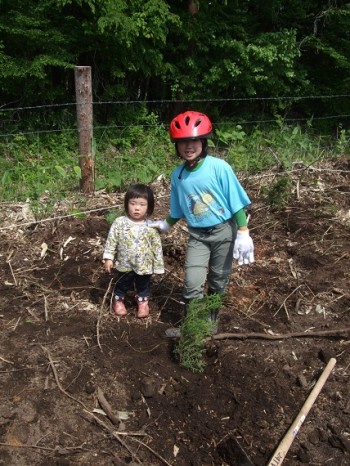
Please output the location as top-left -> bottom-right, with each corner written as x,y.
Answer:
263,176 -> 291,206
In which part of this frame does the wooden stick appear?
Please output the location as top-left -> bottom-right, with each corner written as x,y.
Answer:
44,295 -> 49,321
97,387 -> 120,426
210,327 -> 350,341
0,356 -> 14,365
97,277 -> 114,350
7,260 -> 18,286
267,358 -> 336,466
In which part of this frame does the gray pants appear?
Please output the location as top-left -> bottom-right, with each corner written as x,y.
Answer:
183,219 -> 237,301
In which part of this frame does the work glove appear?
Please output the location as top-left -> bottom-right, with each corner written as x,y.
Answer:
147,219 -> 170,233
233,230 -> 255,265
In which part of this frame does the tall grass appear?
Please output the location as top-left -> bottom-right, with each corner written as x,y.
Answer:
215,123 -> 348,173
0,122 -> 348,218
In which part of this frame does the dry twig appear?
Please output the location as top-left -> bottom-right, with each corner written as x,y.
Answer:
41,346 -> 90,411
96,276 -> 114,350
273,285 -> 304,317
84,411 -> 143,464
85,411 -> 172,466
7,260 -> 17,286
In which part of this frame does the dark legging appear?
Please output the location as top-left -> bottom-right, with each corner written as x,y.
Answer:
114,271 -> 151,299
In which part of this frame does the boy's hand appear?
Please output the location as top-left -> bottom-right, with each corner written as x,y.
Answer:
104,259 -> 114,273
233,230 -> 255,265
147,220 -> 170,233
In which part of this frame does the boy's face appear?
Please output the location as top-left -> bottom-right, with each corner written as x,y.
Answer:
177,139 -> 202,163
128,197 -> 148,221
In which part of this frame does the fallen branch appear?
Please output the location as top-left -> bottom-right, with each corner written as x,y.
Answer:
84,411 -> 172,466
211,326 -> 350,341
0,442 -> 88,455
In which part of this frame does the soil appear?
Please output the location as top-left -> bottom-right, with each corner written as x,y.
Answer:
0,157 -> 349,466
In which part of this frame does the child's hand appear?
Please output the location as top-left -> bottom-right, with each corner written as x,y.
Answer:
147,220 -> 170,233
233,230 -> 255,265
104,259 -> 114,273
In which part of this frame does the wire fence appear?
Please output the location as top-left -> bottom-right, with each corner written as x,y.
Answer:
1,95 -> 349,230
1,94 -> 350,137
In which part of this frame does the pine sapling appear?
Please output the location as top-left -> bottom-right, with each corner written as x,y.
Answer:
175,294 -> 222,373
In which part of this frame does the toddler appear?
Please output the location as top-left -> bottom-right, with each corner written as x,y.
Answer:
103,183 -> 164,318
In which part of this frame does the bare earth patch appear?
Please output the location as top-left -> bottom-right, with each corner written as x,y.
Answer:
0,157 -> 349,466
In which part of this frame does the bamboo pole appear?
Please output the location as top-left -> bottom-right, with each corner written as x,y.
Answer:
267,358 -> 336,466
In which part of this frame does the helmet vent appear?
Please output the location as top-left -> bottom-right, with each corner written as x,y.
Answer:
169,111 -> 212,141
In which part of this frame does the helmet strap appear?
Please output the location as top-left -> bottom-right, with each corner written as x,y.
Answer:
178,153 -> 206,179
187,155 -> 202,168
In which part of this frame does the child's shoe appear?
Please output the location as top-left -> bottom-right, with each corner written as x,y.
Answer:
136,296 -> 149,318
113,296 -> 127,316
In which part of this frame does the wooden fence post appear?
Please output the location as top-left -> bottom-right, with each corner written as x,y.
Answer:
74,66 -> 94,193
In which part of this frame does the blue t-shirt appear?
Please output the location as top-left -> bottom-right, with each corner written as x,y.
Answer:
170,156 -> 251,228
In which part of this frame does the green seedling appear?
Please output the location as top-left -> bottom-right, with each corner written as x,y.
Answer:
175,294 -> 222,373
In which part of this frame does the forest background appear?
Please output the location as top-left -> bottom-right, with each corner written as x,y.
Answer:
0,0 -> 349,211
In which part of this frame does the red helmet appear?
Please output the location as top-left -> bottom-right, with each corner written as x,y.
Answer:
169,111 -> 213,142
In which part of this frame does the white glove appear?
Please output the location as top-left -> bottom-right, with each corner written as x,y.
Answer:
233,230 -> 255,265
147,219 -> 170,233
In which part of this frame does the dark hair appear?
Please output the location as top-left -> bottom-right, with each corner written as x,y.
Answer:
124,183 -> 154,216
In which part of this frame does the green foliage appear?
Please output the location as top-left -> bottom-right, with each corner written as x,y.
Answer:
218,123 -> 329,174
69,209 -> 86,219
29,198 -> 57,220
0,118 -> 344,214
215,125 -> 246,146
105,208 -> 122,225
94,117 -> 174,192
262,176 -> 291,207
335,126 -> 350,154
1,0 -> 349,121
0,132 -> 80,202
175,294 -> 222,373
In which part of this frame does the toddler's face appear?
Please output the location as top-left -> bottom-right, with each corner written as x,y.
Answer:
128,197 -> 148,222
177,139 -> 202,163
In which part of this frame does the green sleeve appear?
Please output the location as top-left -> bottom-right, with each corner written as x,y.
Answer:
166,215 -> 180,226
234,208 -> 248,228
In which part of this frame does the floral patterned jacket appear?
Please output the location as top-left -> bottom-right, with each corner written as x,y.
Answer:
103,216 -> 164,275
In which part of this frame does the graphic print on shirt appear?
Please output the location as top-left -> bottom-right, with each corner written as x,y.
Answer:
187,191 -> 225,220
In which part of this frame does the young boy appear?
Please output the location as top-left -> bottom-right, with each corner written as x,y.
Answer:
149,111 -> 254,328
103,184 -> 164,318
